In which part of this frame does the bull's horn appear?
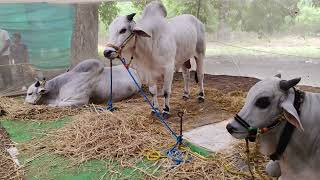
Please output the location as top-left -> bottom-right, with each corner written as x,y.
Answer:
35,81 -> 40,87
279,78 -> 301,91
127,13 -> 136,21
274,73 -> 281,78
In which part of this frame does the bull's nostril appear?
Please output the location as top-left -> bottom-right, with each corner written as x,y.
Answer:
104,49 -> 113,58
226,124 -> 235,133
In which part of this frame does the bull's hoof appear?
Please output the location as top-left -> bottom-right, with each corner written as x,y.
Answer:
197,96 -> 205,103
162,111 -> 170,119
197,92 -> 205,103
151,108 -> 160,117
182,95 -> 189,101
162,105 -> 170,119
182,91 -> 190,101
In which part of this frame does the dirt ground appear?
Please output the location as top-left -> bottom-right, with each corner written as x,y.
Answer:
1,73 -> 319,179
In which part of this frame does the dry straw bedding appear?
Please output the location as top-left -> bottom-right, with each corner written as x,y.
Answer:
0,86 -> 271,179
23,108 -> 269,179
0,97 -> 88,121
0,126 -> 24,180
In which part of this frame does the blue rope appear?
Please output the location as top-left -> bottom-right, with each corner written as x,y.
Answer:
119,58 -> 182,143
107,59 -> 114,111
166,144 -> 192,165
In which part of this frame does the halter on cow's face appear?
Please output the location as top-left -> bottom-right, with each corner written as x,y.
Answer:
25,78 -> 47,104
104,13 -> 137,59
226,75 -> 303,141
104,13 -> 153,60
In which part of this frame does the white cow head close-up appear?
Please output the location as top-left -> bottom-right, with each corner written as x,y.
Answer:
104,13 -> 136,59
104,13 -> 154,60
226,74 -> 303,141
25,79 -> 47,105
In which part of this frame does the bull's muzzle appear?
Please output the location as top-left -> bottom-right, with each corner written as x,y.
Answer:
104,49 -> 115,59
226,123 -> 236,134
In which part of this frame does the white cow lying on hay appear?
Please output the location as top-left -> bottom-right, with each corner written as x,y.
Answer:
104,1 -> 206,118
25,59 -> 141,107
226,74 -> 320,180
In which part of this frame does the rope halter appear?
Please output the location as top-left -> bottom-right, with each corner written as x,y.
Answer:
105,33 -> 136,59
234,114 -> 283,142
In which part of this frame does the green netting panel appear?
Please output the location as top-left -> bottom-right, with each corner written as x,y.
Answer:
0,3 -> 75,69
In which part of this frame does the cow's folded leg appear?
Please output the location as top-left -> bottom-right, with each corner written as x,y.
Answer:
48,103 -> 58,107
182,65 -> 190,101
195,56 -> 205,103
57,98 -> 89,107
149,84 -> 159,116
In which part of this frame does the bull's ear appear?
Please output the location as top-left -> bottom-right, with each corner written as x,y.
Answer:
127,13 -> 136,21
133,26 -> 151,37
280,92 -> 304,131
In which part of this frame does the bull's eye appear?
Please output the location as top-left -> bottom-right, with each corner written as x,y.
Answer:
119,28 -> 127,34
28,92 -> 32,96
255,97 -> 270,109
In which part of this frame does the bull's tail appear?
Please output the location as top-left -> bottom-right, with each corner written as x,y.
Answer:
195,71 -> 198,83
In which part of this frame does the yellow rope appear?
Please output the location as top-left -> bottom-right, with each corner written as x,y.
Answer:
142,143 -> 209,162
142,149 -> 166,161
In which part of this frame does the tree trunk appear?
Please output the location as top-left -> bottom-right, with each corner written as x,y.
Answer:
217,0 -> 230,41
196,0 -> 201,19
71,3 -> 99,67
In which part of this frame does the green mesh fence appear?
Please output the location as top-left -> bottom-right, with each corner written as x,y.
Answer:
0,3 -> 74,69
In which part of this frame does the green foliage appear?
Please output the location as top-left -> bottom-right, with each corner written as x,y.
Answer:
118,1 -> 136,16
131,0 -> 154,14
164,0 -> 218,32
98,1 -> 120,27
122,0 -> 320,35
294,0 -> 320,34
240,0 -> 299,35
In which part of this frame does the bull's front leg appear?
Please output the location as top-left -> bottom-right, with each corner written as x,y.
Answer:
149,84 -> 160,115
162,67 -> 174,119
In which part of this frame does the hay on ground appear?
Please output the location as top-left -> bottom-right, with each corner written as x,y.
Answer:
0,127 -> 24,180
1,85 -> 260,179
0,148 -> 24,180
26,104 -> 270,179
0,97 -> 92,120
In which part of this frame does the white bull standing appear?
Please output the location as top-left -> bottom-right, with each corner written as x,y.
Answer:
104,1 -> 206,118
226,74 -> 320,180
25,59 -> 141,107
